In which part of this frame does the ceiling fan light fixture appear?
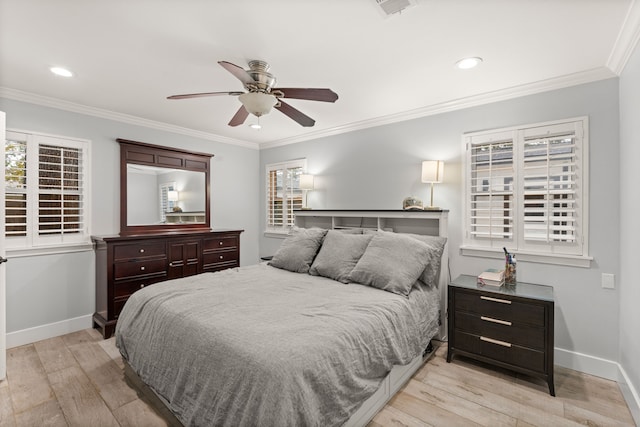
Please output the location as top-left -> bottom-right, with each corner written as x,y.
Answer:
239,92 -> 277,117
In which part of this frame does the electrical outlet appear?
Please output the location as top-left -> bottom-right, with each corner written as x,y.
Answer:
602,273 -> 615,289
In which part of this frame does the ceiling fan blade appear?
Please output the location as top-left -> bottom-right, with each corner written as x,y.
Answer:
218,61 -> 256,86
275,100 -> 316,127
167,91 -> 243,100
228,105 -> 249,127
276,88 -> 338,103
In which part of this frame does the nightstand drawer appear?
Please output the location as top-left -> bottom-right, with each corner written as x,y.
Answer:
454,330 -> 546,373
455,291 -> 545,326
454,311 -> 545,350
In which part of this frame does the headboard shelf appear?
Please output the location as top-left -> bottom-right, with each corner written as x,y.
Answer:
294,209 -> 450,340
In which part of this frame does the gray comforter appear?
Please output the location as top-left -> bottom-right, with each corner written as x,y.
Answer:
115,263 -> 439,427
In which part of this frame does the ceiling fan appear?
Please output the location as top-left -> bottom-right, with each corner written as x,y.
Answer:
167,60 -> 339,127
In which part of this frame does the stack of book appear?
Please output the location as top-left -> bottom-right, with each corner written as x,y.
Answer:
477,269 -> 505,287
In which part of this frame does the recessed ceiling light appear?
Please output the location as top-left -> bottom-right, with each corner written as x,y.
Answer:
50,67 -> 74,77
455,57 -> 483,70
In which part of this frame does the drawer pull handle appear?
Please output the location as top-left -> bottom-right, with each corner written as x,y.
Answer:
219,241 -> 224,245
140,266 -> 145,271
219,255 -> 224,260
481,316 -> 512,326
480,336 -> 512,348
481,296 -> 512,304
139,249 -> 145,253
140,284 -> 145,289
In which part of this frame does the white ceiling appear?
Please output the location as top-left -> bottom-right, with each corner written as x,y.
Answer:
1,0 -> 638,149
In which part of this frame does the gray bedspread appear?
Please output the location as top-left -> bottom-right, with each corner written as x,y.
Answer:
115,263 -> 440,427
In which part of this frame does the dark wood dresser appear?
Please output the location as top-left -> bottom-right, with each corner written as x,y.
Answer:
447,274 -> 555,395
92,229 -> 243,338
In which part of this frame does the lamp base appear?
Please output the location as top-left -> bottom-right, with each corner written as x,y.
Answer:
423,206 -> 441,211
300,207 -> 313,210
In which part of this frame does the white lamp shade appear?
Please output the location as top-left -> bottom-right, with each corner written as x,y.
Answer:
167,190 -> 179,202
239,92 -> 278,117
299,174 -> 315,190
421,160 -> 444,183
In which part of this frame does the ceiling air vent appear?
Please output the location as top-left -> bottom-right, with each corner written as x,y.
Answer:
373,0 -> 417,17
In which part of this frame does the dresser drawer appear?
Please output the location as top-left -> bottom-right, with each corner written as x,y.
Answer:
113,278 -> 164,298
203,236 -> 238,251
203,249 -> 238,265
114,258 -> 167,280
454,311 -> 545,350
455,291 -> 545,327
454,330 -> 546,373
113,242 -> 166,260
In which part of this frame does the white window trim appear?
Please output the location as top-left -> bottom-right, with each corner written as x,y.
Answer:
461,117 -> 591,268
5,128 -> 91,256
264,158 -> 307,236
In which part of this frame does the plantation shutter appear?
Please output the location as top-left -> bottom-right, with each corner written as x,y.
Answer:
464,117 -> 588,264
5,136 -> 27,237
467,132 -> 515,247
266,160 -> 305,231
38,144 -> 83,236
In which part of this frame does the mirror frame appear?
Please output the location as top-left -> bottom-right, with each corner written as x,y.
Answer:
118,138 -> 213,236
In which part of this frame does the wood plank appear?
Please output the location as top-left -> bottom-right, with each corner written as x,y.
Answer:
401,379 -> 517,427
369,404 -> 434,427
34,337 -> 76,374
112,398 -> 182,427
13,399 -> 66,427
5,345 -> 54,414
563,401 -> 635,427
0,386 -> 15,427
388,391 -> 482,426
48,366 -> 119,427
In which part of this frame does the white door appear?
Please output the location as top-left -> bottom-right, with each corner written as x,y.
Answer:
1,111 -> 6,379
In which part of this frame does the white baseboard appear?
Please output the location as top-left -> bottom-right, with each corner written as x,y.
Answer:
556,347 -> 640,426
6,314 -> 93,348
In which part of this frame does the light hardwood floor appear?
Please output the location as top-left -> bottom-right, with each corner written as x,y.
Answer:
0,328 -> 635,427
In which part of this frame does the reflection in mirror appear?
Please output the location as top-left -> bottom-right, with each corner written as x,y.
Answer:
127,164 -> 206,226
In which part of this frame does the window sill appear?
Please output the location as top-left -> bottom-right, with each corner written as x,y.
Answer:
6,242 -> 94,258
459,245 -> 593,268
263,230 -> 289,238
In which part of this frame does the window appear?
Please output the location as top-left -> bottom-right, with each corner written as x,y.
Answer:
159,181 -> 177,223
265,159 -> 306,233
462,117 -> 590,267
4,130 -> 91,251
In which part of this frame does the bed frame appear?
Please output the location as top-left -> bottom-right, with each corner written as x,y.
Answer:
294,209 -> 449,426
124,209 -> 449,427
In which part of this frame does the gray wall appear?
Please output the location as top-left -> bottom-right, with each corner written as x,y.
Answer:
260,78 -> 622,366
0,97 -> 260,333
619,41 -> 640,420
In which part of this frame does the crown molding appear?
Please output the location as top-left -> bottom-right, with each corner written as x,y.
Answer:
0,87 -> 259,150
607,0 -> 640,75
259,66 -> 616,150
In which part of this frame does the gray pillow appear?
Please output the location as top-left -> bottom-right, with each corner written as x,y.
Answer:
364,230 -> 447,287
309,230 -> 373,283
268,227 -> 327,273
393,232 -> 447,287
348,232 -> 432,296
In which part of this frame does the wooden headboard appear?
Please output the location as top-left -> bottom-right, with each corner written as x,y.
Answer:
294,209 -> 449,340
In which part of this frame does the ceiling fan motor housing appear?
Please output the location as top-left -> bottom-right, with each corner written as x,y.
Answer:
246,60 -> 276,92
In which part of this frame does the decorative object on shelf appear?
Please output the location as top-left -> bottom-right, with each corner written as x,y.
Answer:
503,247 -> 516,284
421,160 -> 444,210
300,174 -> 315,209
402,196 -> 423,211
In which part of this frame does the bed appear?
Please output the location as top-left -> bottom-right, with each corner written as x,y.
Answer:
116,224 -> 447,427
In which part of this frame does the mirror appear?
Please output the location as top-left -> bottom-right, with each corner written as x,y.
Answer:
126,164 -> 206,225
118,138 -> 212,236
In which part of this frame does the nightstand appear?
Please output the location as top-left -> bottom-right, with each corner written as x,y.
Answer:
447,274 -> 555,396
